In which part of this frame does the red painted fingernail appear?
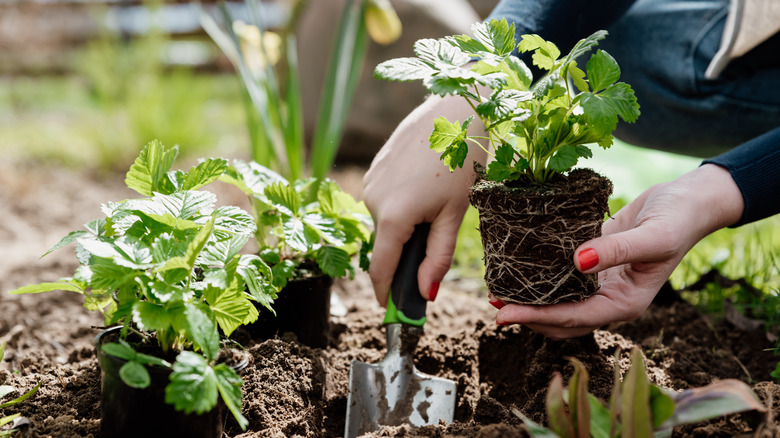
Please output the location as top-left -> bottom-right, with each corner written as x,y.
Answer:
578,248 -> 599,271
489,298 -> 505,309
428,282 -> 440,302
497,320 -> 512,326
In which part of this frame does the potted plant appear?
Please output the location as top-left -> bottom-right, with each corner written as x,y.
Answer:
374,19 -> 641,304
8,141 -> 274,437
220,160 -> 372,348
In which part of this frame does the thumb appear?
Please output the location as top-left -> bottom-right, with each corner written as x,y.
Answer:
574,225 -> 679,273
417,219 -> 460,301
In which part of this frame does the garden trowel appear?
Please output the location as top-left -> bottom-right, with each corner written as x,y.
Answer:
344,223 -> 456,438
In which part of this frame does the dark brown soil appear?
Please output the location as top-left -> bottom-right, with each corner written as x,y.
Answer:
469,167 -> 612,305
2,164 -> 779,438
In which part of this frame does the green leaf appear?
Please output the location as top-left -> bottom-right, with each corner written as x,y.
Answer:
265,182 -> 301,217
132,301 -> 175,331
477,89 -> 533,122
315,246 -> 352,279
270,259 -> 297,290
414,38 -> 471,67
119,361 -> 151,389
125,140 -> 178,196
222,160 -> 288,199
43,230 -> 91,257
159,218 -> 214,273
587,394 -> 611,438
212,206 -> 257,237
375,57 -> 436,82
0,380 -> 42,410
587,50 -> 621,93
514,409 -> 559,438
560,30 -> 608,66
429,116 -> 472,171
171,158 -> 229,192
569,62 -> 589,93
549,145 -> 580,173
486,161 -> 513,182
546,373 -> 574,438
8,281 -> 84,295
505,56 -> 533,90
580,82 -> 640,135
185,304 -> 219,362
237,255 -> 278,311
517,34 -> 560,70
204,287 -> 254,337
649,385 -> 675,429
429,116 -> 470,152
165,351 -> 218,415
0,413 -> 21,428
575,145 -> 593,159
454,18 -> 516,57
621,348 -> 652,438
214,364 -> 248,430
101,342 -> 136,361
303,214 -> 346,246
423,74 -> 473,97
568,359 -> 591,438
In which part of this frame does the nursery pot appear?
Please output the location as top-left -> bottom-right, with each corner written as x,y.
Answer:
95,327 -> 248,438
469,167 -> 612,305
248,273 -> 333,348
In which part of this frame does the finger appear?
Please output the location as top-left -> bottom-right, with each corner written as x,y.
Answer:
416,218 -> 460,301
487,293 -> 505,309
573,224 -> 679,274
368,220 -> 413,307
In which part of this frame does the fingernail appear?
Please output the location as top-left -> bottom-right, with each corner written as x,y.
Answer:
497,320 -> 512,326
578,248 -> 599,271
428,282 -> 440,302
488,298 -> 505,309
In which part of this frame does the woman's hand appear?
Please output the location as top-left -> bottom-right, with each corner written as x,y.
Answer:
363,94 -> 487,306
493,164 -> 744,339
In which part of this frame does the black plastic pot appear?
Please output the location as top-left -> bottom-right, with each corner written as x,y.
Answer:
95,327 -> 247,438
247,274 -> 333,348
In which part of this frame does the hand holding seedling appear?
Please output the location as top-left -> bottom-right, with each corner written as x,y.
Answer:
494,164 -> 744,339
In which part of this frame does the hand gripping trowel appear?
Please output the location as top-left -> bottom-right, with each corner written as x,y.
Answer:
344,223 -> 456,437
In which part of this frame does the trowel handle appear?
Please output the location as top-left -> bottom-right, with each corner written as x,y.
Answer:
383,223 -> 430,328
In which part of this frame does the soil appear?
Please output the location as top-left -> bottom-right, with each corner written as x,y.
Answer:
469,167 -> 612,305
2,163 -> 780,438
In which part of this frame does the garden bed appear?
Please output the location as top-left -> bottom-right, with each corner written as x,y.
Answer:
1,164 -> 779,437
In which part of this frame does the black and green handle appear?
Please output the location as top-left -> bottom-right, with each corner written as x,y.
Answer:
382,223 -> 430,328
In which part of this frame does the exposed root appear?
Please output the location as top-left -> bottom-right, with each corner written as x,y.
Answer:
469,168 -> 612,305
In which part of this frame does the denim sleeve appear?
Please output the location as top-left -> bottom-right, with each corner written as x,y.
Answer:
702,126 -> 780,227
486,0 -> 639,55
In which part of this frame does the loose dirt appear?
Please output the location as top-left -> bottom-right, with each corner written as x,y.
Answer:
1,164 -> 779,437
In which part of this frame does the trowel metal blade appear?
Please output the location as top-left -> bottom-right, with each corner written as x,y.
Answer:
344,326 -> 456,438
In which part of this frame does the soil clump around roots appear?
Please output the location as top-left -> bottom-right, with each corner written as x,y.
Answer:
469,167 -> 612,305
2,165 -> 779,437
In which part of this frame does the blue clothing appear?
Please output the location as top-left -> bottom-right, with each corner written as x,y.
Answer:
488,0 -> 780,225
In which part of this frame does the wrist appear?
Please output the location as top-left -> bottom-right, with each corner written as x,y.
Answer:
687,164 -> 744,232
